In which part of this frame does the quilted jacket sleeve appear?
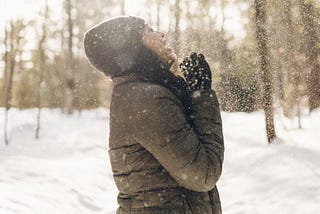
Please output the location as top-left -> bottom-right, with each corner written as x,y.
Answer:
131,84 -> 224,192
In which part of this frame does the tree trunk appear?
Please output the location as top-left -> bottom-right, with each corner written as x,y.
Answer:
65,0 -> 75,114
283,0 -> 302,128
3,24 -> 9,145
299,0 -> 320,112
4,21 -> 17,145
254,0 -> 276,143
35,0 -> 49,139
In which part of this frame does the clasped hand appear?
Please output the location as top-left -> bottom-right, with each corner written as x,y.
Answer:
179,52 -> 212,93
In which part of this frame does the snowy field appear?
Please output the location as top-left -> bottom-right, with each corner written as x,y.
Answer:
0,108 -> 319,214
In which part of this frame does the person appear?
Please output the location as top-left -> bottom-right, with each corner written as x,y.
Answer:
84,16 -> 224,214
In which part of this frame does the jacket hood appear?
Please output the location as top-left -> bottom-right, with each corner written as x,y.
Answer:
84,16 -> 146,78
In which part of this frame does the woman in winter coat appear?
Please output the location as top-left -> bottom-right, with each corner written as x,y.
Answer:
84,16 -> 224,214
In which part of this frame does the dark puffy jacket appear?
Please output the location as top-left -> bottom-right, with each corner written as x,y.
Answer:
109,74 -> 224,213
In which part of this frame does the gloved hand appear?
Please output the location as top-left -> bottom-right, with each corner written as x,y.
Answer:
179,52 -> 212,93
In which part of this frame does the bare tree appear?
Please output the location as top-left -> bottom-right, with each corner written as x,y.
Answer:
283,0 -> 302,128
4,22 -> 17,145
299,0 -> 320,112
254,0 -> 276,143
64,0 -> 75,114
3,20 -> 25,145
3,22 -> 9,145
35,0 -> 49,139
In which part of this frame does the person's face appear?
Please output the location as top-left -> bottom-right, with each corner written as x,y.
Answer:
142,26 -> 176,67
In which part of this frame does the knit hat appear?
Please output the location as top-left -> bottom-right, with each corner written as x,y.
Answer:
84,16 -> 146,78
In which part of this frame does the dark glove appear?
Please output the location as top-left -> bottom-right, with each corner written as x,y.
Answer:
179,52 -> 212,93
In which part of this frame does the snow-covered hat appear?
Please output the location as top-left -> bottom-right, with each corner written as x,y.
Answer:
84,16 -> 146,78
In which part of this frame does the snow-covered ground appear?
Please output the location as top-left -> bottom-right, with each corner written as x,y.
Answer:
0,108 -> 319,214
